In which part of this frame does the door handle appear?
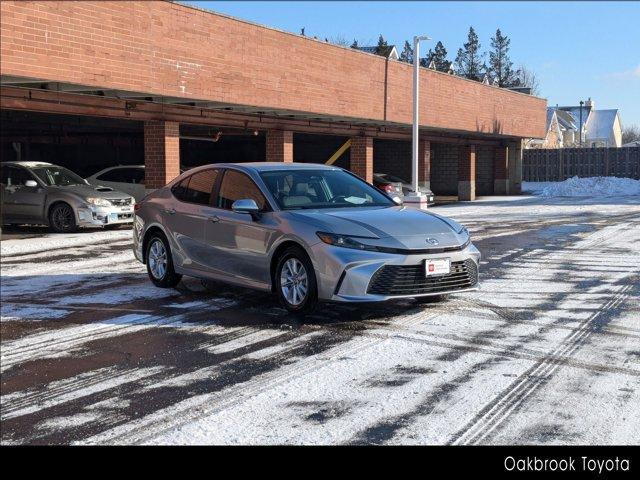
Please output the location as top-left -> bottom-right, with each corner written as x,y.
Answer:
208,215 -> 220,223
164,208 -> 176,215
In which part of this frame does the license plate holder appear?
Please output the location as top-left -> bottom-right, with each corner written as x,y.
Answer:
425,258 -> 450,276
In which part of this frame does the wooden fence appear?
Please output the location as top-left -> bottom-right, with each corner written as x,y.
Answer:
523,147 -> 640,181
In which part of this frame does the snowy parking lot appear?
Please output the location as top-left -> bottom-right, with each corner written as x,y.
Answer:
1,193 -> 639,445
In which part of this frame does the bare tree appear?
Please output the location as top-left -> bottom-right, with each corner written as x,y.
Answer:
622,124 -> 640,144
515,65 -> 541,96
329,35 -> 350,47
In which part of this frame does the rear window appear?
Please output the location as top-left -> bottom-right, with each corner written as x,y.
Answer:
171,169 -> 218,205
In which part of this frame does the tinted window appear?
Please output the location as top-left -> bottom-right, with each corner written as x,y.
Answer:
217,170 -> 267,211
171,177 -> 191,202
1,166 -> 34,187
171,169 -> 218,205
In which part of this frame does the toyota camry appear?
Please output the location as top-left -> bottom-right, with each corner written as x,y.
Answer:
133,163 -> 480,313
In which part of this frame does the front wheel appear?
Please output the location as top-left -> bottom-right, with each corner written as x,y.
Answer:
146,234 -> 182,288
49,203 -> 77,233
275,246 -> 318,314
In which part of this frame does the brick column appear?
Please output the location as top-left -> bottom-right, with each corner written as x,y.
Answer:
350,136 -> 373,183
493,144 -> 509,195
458,144 -> 476,201
144,120 -> 180,189
418,139 -> 431,190
266,130 -> 293,162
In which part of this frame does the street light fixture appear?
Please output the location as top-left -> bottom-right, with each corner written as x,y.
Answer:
408,34 -> 431,207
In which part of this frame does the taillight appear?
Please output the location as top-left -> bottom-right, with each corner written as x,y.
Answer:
380,183 -> 395,193
134,203 -> 141,212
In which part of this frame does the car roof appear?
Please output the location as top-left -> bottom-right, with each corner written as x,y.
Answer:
210,162 -> 342,173
3,161 -> 54,168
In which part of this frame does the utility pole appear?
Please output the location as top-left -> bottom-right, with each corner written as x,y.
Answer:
579,100 -> 584,147
406,35 -> 430,209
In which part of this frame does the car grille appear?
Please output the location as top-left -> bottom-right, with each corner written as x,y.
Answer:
367,259 -> 478,296
109,198 -> 132,207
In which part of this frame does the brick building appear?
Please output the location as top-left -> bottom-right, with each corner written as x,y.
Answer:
0,1 -> 546,200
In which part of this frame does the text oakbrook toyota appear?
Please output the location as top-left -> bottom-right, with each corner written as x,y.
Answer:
133,163 -> 480,313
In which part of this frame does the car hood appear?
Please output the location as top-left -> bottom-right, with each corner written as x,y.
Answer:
289,206 -> 467,249
49,184 -> 131,199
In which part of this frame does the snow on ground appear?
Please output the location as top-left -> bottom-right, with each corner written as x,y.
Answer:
523,176 -> 640,197
1,194 -> 639,445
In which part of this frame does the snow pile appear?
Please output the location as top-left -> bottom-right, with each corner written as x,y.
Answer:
538,176 -> 640,197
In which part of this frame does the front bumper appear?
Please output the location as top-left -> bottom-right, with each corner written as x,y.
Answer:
311,242 -> 480,302
76,204 -> 134,227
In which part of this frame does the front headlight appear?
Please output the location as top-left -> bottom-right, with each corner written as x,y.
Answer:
86,197 -> 112,207
316,232 -> 381,252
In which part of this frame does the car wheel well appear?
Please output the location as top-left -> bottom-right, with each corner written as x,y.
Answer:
270,240 -> 306,292
47,201 -> 73,222
142,226 -> 167,264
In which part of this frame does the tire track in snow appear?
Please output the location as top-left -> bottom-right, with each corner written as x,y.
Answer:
448,282 -> 634,445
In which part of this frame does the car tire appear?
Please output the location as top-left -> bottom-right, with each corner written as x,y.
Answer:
275,246 -> 318,315
49,203 -> 77,233
146,233 -> 182,288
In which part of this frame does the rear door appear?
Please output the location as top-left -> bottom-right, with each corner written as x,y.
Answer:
162,168 -> 219,272
203,169 -> 276,286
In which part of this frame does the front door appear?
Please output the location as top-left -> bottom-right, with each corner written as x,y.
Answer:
204,169 -> 275,287
1,165 -> 46,222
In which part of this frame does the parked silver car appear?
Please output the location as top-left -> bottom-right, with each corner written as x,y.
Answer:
85,165 -> 147,201
133,163 -> 480,313
1,162 -> 136,233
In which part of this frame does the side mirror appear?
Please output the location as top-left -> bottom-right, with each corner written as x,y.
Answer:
24,180 -> 38,188
392,195 -> 403,205
232,198 -> 260,219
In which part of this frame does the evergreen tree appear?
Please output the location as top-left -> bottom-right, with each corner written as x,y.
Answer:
425,41 -> 449,71
454,27 -> 485,81
350,39 -> 359,49
488,29 -> 517,87
375,34 -> 389,55
399,40 -> 413,63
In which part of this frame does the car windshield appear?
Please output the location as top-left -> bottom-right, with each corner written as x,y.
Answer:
260,169 -> 394,210
31,166 -> 87,186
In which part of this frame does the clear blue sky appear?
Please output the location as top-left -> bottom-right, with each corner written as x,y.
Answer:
188,1 -> 640,126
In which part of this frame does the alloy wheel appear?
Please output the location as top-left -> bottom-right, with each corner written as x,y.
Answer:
280,258 -> 308,306
148,239 -> 168,280
52,205 -> 74,231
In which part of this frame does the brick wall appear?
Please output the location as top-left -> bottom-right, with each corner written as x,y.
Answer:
373,139 -> 412,181
266,130 -> 293,162
0,1 -> 546,139
144,120 -> 179,189
476,145 -> 494,195
350,136 -> 373,183
431,144 -> 459,195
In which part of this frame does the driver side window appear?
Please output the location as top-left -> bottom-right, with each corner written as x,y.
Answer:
216,170 -> 268,211
1,166 -> 32,187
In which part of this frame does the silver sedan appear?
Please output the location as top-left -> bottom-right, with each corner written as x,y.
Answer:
1,161 -> 135,233
133,163 -> 480,313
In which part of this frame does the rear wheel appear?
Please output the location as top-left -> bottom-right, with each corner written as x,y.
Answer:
49,203 -> 77,233
275,246 -> 318,314
146,234 -> 182,288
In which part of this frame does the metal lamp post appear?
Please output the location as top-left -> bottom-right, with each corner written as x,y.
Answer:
408,35 -> 431,205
